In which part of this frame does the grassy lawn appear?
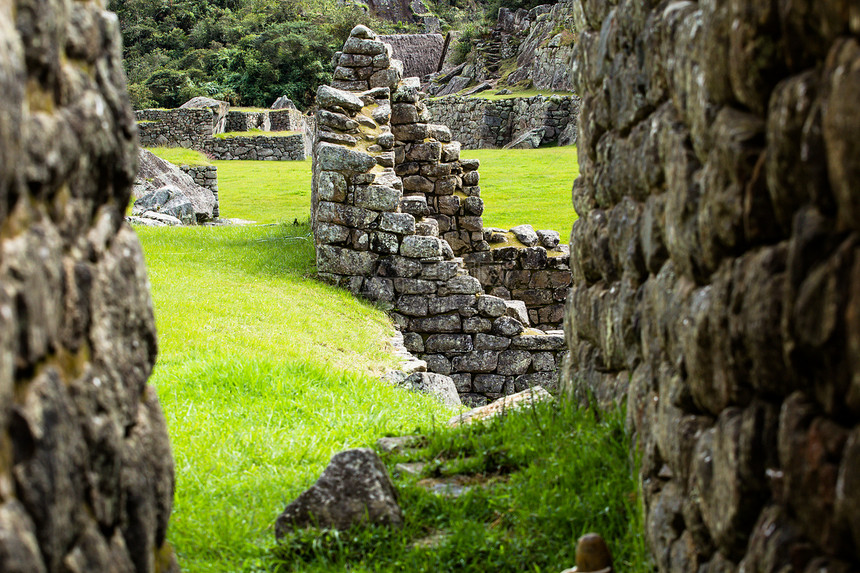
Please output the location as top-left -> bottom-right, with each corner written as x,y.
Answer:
140,223 -> 455,572
214,159 -> 313,223
461,147 -> 579,239
147,146 -> 212,166
135,146 -> 645,572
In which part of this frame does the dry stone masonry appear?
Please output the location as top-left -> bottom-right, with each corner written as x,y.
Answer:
564,0 -> 860,571
312,26 -> 569,406
136,103 -> 308,160
0,0 -> 176,570
425,93 -> 579,149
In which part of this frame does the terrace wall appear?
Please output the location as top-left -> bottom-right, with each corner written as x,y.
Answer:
424,94 -> 579,149
564,0 -> 860,570
136,108 -> 216,148
203,134 -> 306,161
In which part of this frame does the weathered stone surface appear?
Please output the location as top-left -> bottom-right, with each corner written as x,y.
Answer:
0,2 -> 176,569
401,235 -> 443,259
275,448 -> 402,537
403,372 -> 462,408
317,143 -> 376,172
133,149 -> 217,223
317,85 -> 365,113
563,0 -> 860,569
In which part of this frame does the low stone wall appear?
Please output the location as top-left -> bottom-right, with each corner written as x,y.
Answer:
312,26 -> 569,405
270,108 -> 306,132
202,134 -> 306,160
136,108 -> 216,148
225,110 -> 270,132
424,94 -> 579,149
464,242 -> 571,331
179,164 -> 219,217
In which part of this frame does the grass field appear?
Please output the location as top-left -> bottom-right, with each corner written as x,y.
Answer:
137,146 -> 645,572
462,147 -> 578,237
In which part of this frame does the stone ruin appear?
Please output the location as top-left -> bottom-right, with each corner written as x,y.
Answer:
312,26 -> 571,406
0,0 -> 175,570
565,0 -> 860,571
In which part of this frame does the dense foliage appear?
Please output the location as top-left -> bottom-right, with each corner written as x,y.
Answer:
111,0 -> 561,110
111,0 -> 413,109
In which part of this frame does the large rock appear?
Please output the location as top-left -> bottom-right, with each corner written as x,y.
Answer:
132,149 -> 217,223
179,96 -> 229,133
403,372 -> 462,408
275,449 -> 402,537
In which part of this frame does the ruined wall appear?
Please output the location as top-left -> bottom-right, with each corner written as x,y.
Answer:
424,94 -> 578,149
136,108 -> 216,149
564,0 -> 860,570
179,164 -> 220,217
313,26 -> 567,406
0,0 -> 176,570
202,134 -> 306,161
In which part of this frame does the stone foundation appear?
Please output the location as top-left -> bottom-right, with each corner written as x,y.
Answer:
180,164 -> 220,217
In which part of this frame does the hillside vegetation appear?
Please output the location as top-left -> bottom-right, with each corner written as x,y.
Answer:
111,0 -> 561,110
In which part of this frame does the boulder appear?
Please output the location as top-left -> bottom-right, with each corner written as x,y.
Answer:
271,95 -> 297,109
503,128 -> 545,149
133,187 -> 195,225
510,224 -> 540,246
132,149 -> 217,223
403,372 -> 462,408
274,448 -> 402,537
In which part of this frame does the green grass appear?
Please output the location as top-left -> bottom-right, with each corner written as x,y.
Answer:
272,400 -> 650,572
214,159 -> 312,223
461,147 -> 579,238
134,147 -> 627,573
139,223 -> 456,572
147,146 -> 212,166
215,129 -> 301,139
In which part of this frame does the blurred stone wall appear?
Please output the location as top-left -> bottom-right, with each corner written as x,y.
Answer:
563,0 -> 860,570
0,0 -> 176,570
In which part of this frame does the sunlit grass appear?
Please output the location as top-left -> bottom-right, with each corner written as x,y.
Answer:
461,146 -> 579,239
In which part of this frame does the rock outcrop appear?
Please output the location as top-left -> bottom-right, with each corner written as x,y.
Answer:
0,0 -> 176,570
565,0 -> 860,570
132,149 -> 217,224
378,34 -> 445,78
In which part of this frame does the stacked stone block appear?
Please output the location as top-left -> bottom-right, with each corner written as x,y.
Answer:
464,226 -> 571,330
180,164 -> 220,217
0,0 -> 176,570
225,110 -> 270,132
564,0 -> 860,571
312,26 -> 568,404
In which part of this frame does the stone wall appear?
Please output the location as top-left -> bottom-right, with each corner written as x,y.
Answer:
464,234 -> 571,331
203,134 -> 306,161
0,0 -> 176,571
136,108 -> 216,149
564,0 -> 860,571
312,26 -> 568,405
424,94 -> 578,149
224,108 -> 307,133
179,165 -> 220,217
